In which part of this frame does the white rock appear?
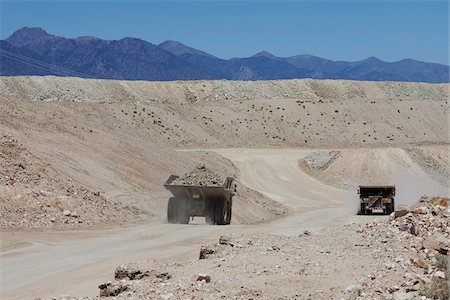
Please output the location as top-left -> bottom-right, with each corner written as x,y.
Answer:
63,210 -> 71,216
344,284 -> 361,294
393,291 -> 414,300
433,271 -> 445,279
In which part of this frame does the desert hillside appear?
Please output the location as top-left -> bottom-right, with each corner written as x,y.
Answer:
0,76 -> 448,149
1,76 -> 449,299
0,76 -> 448,226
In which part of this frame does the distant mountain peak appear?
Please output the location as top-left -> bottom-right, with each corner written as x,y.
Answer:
159,40 -> 182,47
253,51 -> 277,59
6,27 -> 53,46
119,37 -> 143,42
363,56 -> 383,63
159,40 -> 216,58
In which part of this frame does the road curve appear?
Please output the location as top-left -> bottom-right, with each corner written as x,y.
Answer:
1,148 -> 360,299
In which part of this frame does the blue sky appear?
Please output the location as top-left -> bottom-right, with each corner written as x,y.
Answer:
1,0 -> 448,64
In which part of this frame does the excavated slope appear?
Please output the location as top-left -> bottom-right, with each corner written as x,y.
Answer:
0,76 -> 448,148
0,76 -> 448,228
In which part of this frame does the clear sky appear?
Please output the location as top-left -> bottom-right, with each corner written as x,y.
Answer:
0,0 -> 448,65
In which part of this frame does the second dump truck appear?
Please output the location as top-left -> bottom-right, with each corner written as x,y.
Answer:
164,175 -> 235,225
358,185 -> 395,215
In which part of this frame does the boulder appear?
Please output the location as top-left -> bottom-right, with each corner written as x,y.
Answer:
414,206 -> 428,214
115,264 -> 148,280
196,273 -> 211,283
344,284 -> 361,300
433,271 -> 446,279
393,209 -> 409,219
98,281 -> 128,297
414,259 -> 428,269
432,198 -> 449,208
423,232 -> 449,254
199,246 -> 215,259
219,235 -> 231,245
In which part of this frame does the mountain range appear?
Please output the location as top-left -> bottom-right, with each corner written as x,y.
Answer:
1,27 -> 448,83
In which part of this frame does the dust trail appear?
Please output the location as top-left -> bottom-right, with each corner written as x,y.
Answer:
392,171 -> 449,206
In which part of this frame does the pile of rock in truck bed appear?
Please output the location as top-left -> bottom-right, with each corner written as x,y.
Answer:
170,164 -> 223,186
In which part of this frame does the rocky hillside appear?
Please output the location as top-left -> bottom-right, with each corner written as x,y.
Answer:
0,76 -> 447,149
0,131 -> 142,229
0,77 -> 447,229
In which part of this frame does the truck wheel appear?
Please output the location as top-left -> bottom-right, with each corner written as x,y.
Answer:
225,200 -> 232,225
176,197 -> 190,224
386,201 -> 394,215
167,197 -> 177,223
205,199 -> 215,225
215,198 -> 226,225
359,203 -> 366,215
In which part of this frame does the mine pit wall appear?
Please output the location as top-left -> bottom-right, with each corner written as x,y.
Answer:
0,76 -> 448,224
0,76 -> 448,149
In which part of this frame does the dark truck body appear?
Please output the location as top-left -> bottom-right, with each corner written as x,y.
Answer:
358,185 -> 396,215
163,175 -> 235,225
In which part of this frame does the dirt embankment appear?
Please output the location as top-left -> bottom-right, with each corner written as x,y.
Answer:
1,132 -> 287,229
0,76 -> 448,149
0,76 -> 448,229
0,130 -> 141,229
299,146 -> 450,197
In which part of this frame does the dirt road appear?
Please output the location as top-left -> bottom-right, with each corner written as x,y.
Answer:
1,149 -> 377,299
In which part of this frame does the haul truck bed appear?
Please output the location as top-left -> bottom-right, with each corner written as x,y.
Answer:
164,175 -> 235,225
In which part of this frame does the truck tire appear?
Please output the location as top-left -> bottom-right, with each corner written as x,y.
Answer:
390,199 -> 395,213
386,200 -> 394,215
167,197 -> 177,223
205,199 -> 215,225
225,200 -> 232,225
359,203 -> 366,215
215,198 -> 226,225
176,197 -> 190,224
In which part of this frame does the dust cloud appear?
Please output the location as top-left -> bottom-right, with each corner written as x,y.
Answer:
393,171 -> 449,205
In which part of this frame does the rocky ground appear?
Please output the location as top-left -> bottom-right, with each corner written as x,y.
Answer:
1,77 -> 448,299
0,77 -> 448,149
0,76 -> 448,229
0,130 -> 142,229
0,129 -> 287,230
42,197 -> 448,300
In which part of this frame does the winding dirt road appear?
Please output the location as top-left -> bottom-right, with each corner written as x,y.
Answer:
1,149 -> 365,299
